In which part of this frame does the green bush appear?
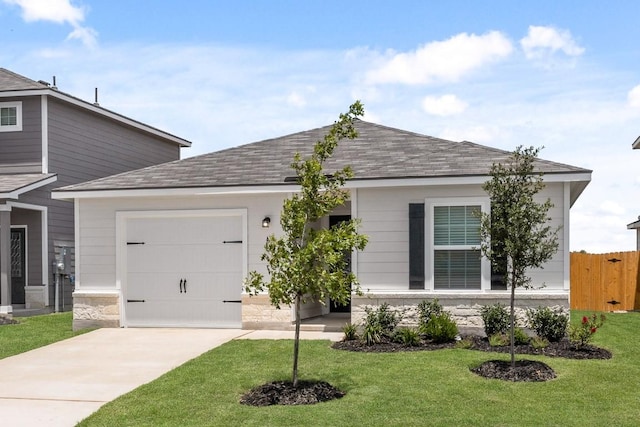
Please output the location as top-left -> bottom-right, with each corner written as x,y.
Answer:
361,304 -> 403,344
342,323 -> 358,341
527,306 -> 569,342
488,333 -> 509,347
531,336 -> 549,349
393,327 -> 421,346
423,313 -> 459,343
513,327 -> 530,345
569,313 -> 606,347
480,303 -> 510,337
417,299 -> 444,331
455,338 -> 473,349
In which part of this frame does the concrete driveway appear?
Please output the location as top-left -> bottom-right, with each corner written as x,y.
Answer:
0,328 -> 249,427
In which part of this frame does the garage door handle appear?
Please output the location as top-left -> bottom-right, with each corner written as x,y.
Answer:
127,299 -> 145,303
183,279 -> 187,293
223,240 -> 243,244
223,300 -> 241,303
127,242 -> 145,245
179,279 -> 184,293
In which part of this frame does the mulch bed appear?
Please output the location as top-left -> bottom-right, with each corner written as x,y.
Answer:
240,380 -> 345,406
332,336 -> 612,360
332,336 -> 611,382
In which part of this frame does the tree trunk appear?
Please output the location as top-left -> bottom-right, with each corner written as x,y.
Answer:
510,267 -> 516,368
292,293 -> 301,387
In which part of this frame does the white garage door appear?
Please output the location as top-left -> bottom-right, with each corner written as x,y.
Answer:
122,211 -> 244,328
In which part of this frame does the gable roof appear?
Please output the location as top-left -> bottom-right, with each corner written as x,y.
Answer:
54,120 -> 591,198
0,68 -> 191,148
0,173 -> 57,199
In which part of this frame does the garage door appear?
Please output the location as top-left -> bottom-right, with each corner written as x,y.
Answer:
122,211 -> 244,328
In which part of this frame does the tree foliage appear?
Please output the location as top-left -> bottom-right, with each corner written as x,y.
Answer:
478,145 -> 560,366
244,101 -> 368,386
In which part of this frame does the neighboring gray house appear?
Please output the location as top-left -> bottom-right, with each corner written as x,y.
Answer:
0,68 -> 191,314
53,120 -> 591,330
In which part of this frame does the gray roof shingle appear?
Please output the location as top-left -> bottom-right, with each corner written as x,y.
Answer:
54,120 -> 591,192
0,68 -> 51,91
0,173 -> 57,196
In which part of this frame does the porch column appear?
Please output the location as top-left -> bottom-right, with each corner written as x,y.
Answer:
0,205 -> 11,312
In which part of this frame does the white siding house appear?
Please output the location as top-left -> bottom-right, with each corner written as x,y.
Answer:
53,120 -> 591,330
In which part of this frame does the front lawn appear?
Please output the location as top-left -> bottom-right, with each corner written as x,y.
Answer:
79,312 -> 640,426
0,312 -> 89,359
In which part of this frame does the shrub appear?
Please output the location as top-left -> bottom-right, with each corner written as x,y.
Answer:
488,333 -> 509,347
417,299 -> 444,331
531,336 -> 549,349
480,303 -> 509,337
342,323 -> 358,341
393,327 -> 421,346
513,327 -> 530,345
527,306 -> 569,342
361,304 -> 402,344
569,313 -> 606,347
423,313 -> 459,343
455,338 -> 473,349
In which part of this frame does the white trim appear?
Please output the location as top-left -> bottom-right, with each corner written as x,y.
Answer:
74,200 -> 81,289
0,101 -> 22,132
0,175 -> 57,199
0,89 -> 191,147
41,95 -> 48,173
51,172 -> 592,201
7,201 -> 49,300
115,208 -> 248,327
351,189 -> 359,278
425,197 -> 490,291
563,182 -> 571,291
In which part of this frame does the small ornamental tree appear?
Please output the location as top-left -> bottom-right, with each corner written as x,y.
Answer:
478,146 -> 560,367
244,101 -> 368,387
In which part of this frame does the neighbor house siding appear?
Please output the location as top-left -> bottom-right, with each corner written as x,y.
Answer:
0,96 -> 41,172
355,183 -> 566,292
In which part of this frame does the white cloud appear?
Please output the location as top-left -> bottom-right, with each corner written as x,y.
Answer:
286,91 -> 306,107
520,25 -> 584,60
366,31 -> 513,85
421,94 -> 468,116
628,84 -> 640,107
2,0 -> 97,47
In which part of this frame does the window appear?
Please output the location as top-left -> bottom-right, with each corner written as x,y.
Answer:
433,205 -> 482,289
0,101 -> 22,132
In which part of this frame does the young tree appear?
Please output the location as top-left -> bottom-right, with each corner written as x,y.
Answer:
244,101 -> 368,387
478,146 -> 560,367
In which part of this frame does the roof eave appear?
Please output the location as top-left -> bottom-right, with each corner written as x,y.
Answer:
633,136 -> 640,150
0,89 -> 192,148
0,174 -> 58,199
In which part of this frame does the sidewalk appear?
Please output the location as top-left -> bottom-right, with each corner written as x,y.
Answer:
0,328 -> 342,427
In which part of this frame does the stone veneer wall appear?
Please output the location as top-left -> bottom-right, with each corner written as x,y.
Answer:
351,292 -> 570,330
242,294 -> 294,330
73,291 -> 120,330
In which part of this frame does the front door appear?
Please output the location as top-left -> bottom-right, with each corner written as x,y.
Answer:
329,215 -> 352,313
11,228 -> 26,305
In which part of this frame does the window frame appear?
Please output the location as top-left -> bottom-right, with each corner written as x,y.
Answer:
0,101 -> 23,132
425,197 -> 490,291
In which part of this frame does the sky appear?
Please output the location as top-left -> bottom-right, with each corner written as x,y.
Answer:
1,0 -> 639,253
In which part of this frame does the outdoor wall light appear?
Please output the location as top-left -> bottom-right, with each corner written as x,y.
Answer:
262,217 -> 271,228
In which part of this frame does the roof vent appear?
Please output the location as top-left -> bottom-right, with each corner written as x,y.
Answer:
93,87 -> 100,106
37,80 -> 51,87
52,76 -> 58,90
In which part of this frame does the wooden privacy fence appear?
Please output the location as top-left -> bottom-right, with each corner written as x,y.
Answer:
570,251 -> 640,311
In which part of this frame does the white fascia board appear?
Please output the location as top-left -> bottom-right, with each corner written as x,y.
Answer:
51,184 -> 302,200
0,175 -> 58,199
51,172 -> 592,200
0,89 -> 191,148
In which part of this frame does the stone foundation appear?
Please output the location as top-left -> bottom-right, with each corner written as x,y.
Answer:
351,292 -> 570,330
73,291 -> 120,330
242,294 -> 294,330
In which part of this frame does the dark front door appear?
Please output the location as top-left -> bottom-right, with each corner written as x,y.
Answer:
11,228 -> 26,305
329,215 -> 352,313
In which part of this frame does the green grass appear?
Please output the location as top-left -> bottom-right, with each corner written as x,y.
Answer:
0,312 -> 90,359
79,311 -> 640,426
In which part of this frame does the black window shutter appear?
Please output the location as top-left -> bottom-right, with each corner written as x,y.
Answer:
409,203 -> 425,289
